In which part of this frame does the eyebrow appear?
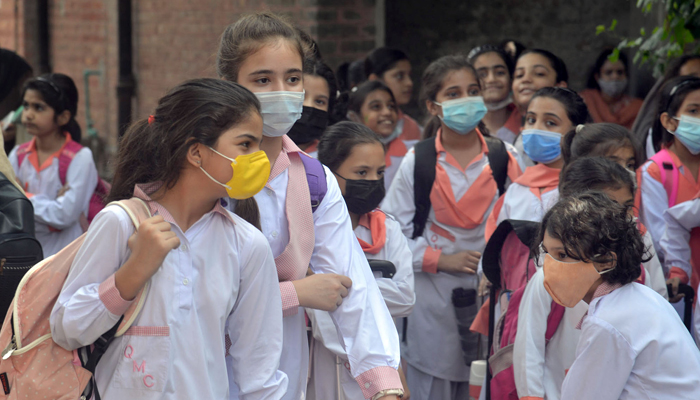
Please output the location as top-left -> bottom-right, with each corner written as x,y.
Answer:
685,103 -> 700,108
248,69 -> 273,76
237,134 -> 260,142
443,85 -> 461,92
286,68 -> 302,75
532,64 -> 551,71
544,112 -> 562,121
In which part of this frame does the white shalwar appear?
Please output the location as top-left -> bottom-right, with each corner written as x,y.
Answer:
9,138 -> 98,256
382,130 -> 521,400
561,282 -> 700,400
306,212 -> 415,400
50,186 -> 288,399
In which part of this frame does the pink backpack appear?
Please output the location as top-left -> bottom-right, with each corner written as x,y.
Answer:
482,220 -> 565,400
0,198 -> 150,400
16,140 -> 111,230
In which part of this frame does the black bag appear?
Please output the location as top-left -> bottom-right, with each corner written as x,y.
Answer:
0,172 -> 43,326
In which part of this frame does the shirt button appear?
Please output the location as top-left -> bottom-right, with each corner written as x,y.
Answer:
271,231 -> 278,238
364,382 -> 371,389
183,279 -> 189,285
181,244 -> 188,252
267,189 -> 274,197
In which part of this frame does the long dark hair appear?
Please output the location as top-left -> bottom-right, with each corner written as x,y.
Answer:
558,156 -> 636,199
108,79 -> 262,226
318,121 -> 383,172
517,49 -> 569,84
468,44 -> 515,76
420,55 -> 489,138
538,191 -> 648,285
562,123 -> 638,169
585,48 -> 630,90
23,73 -> 81,142
305,59 -> 337,116
653,76 -> 700,150
364,47 -> 410,79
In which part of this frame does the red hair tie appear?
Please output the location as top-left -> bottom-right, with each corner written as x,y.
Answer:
148,115 -> 155,125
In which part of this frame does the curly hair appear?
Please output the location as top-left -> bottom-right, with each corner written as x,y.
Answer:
537,191 -> 650,285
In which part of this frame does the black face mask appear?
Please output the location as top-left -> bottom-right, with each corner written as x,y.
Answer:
286,106 -> 329,146
338,176 -> 386,215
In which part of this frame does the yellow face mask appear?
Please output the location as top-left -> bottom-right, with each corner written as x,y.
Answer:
200,147 -> 270,199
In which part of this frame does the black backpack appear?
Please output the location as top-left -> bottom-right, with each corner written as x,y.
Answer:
411,135 -> 509,239
0,172 -> 43,325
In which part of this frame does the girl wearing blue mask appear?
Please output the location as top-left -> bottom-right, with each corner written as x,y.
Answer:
382,55 -> 522,400
485,87 -> 590,240
640,76 -> 700,303
217,12 -> 403,400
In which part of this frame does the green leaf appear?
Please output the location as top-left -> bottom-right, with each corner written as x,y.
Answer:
609,19 -> 618,31
608,48 -> 621,63
596,25 -> 607,35
640,27 -> 646,36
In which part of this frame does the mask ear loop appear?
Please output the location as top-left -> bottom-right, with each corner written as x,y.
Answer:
198,147 -> 235,190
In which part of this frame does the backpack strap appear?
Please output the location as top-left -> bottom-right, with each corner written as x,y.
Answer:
412,136 -> 438,239
650,149 -> 680,207
57,141 -> 83,186
484,136 -> 508,196
15,142 -> 31,167
299,154 -> 327,213
544,302 -> 565,341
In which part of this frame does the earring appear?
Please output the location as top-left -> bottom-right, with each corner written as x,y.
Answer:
196,160 -> 201,165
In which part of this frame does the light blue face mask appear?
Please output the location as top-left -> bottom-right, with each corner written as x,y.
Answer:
521,129 -> 563,164
672,115 -> 700,155
254,91 -> 304,138
434,96 -> 488,135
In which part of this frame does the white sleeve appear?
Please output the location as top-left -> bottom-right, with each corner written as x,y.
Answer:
382,150 -> 432,272
695,293 -> 700,347
513,269 -> 552,399
8,146 -> 19,177
50,205 -> 133,350
374,216 -> 416,318
560,316 -> 634,400
30,148 -> 99,229
227,230 -> 288,399
311,166 -> 401,382
642,231 -> 669,299
661,201 -> 699,279
639,164 -> 669,264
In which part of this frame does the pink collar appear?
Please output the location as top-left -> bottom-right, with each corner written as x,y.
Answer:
576,281 -> 624,329
133,182 -> 235,225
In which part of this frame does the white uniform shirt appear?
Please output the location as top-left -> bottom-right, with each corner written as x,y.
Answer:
495,183 -> 559,227
9,143 -> 98,257
661,199 -> 700,281
240,163 -> 401,400
561,283 -> 700,400
383,139 -> 418,193
307,213 -> 415,400
50,193 -> 287,399
382,140 -> 521,381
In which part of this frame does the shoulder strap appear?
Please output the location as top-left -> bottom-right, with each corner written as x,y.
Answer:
650,149 -> 679,207
484,136 -> 508,196
57,141 -> 83,186
544,302 -> 566,341
412,136 -> 438,239
15,142 -> 31,167
299,154 -> 327,213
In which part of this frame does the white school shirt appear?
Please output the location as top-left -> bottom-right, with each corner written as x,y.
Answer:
561,283 -> 700,400
50,190 -> 287,399
383,138 -> 418,192
641,230 -> 669,299
381,140 -> 520,381
660,199 -> 700,282
512,134 -> 534,168
306,212 -> 415,400
495,183 -> 559,227
513,268 -> 586,400
639,161 -> 672,264
232,163 -> 400,400
9,141 -> 98,257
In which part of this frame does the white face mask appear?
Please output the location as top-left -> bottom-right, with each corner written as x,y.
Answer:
597,79 -> 628,98
255,91 -> 304,137
485,94 -> 513,111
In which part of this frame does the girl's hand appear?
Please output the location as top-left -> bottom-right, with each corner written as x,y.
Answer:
57,184 -> 70,197
478,274 -> 492,297
437,251 -> 481,274
398,365 -> 410,400
293,273 -> 352,311
116,215 -> 180,300
666,277 -> 685,303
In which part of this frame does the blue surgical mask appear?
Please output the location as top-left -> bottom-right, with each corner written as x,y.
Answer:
672,115 -> 700,155
521,129 -> 562,164
434,96 -> 487,135
255,91 -> 304,138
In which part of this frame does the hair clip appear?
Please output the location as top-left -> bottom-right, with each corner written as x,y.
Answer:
575,124 -> 585,134
148,115 -> 155,125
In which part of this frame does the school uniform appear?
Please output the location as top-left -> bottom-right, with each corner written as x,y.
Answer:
383,112 -> 421,190
580,89 -> 643,130
9,135 -> 98,256
639,151 -> 700,291
513,268 -> 586,400
50,183 -> 288,399
493,104 -> 522,145
382,129 -> 521,400
228,136 -> 402,400
561,282 -> 700,399
306,210 -> 415,400
485,163 -> 560,241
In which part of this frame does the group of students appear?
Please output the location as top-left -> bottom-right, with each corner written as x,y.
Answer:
3,10 -> 700,400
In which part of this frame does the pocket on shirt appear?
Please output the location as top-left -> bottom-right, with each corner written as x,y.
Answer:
112,326 -> 171,392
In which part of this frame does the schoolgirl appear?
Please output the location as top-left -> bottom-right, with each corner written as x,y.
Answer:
9,73 -> 98,257
543,192 -> 700,399
50,78 -> 287,399
216,12 -> 403,400
514,156 -> 665,400
286,59 -> 337,157
307,121 -> 415,400
639,76 -> 700,297
365,47 -> 423,141
347,80 -> 417,190
382,55 -> 521,400
468,45 -> 520,144
486,87 -> 591,239
511,49 -> 569,166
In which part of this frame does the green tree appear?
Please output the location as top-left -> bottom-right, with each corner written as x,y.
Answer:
597,0 -> 700,77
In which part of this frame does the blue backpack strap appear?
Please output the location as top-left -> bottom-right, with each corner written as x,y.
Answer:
299,154 -> 327,213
